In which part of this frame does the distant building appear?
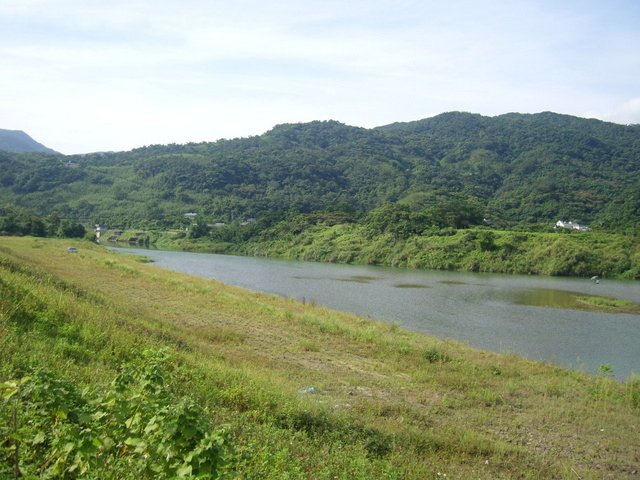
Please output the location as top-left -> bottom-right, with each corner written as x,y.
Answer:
555,220 -> 590,232
94,224 -> 108,240
184,212 -> 198,219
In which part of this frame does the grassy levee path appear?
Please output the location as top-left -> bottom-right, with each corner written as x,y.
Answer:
1,237 -> 639,478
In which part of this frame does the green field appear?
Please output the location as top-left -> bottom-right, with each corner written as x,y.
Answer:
1,237 -> 639,478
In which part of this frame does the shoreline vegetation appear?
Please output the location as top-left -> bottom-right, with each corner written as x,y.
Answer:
2,236 -> 640,478
574,295 -> 640,314
109,223 -> 640,280
110,231 -> 640,315
509,288 -> 640,314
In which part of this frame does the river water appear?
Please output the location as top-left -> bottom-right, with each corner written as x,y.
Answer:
114,248 -> 639,379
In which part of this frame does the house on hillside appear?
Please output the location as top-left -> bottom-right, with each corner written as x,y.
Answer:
555,220 -> 590,232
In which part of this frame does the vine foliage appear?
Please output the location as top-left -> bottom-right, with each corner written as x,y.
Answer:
0,349 -> 231,479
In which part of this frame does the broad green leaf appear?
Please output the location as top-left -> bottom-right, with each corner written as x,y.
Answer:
125,437 -> 146,448
101,436 -> 115,449
92,410 -> 107,421
32,431 -> 46,444
176,464 -> 192,477
1,380 -> 20,400
55,408 -> 68,420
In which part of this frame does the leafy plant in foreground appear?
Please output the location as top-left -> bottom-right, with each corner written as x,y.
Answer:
0,349 -> 231,479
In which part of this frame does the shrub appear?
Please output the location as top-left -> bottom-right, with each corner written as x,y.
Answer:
0,349 -> 231,479
423,348 -> 451,364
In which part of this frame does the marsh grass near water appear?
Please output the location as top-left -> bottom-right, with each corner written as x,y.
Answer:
1,236 -> 640,479
337,275 -> 381,283
516,288 -> 640,314
394,283 -> 431,289
575,295 -> 636,309
438,280 -> 468,286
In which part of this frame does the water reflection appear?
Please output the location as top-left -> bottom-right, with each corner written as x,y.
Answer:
515,288 -> 581,308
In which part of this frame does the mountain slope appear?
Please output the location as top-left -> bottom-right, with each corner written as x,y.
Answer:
0,112 -> 638,229
0,128 -> 58,154
377,112 -> 640,224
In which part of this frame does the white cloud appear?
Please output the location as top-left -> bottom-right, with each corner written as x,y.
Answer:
584,98 -> 640,125
1,0 -> 639,153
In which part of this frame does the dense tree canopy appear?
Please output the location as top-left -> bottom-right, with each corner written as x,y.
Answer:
0,112 -> 638,230
0,205 -> 86,238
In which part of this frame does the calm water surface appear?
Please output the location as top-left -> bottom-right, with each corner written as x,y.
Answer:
115,248 -> 640,379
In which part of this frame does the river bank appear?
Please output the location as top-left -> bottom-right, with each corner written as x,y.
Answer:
130,224 -> 640,279
112,245 -> 640,379
2,236 -> 639,478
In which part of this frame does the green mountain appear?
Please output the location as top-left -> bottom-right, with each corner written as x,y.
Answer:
378,112 -> 640,226
1,112 -> 639,230
0,128 -> 58,154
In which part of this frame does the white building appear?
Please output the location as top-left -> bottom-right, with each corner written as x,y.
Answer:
555,220 -> 590,232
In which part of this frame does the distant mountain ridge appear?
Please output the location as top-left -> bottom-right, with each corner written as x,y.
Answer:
0,129 -> 58,154
0,111 -> 639,230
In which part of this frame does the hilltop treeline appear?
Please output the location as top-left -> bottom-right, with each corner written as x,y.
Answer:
0,112 -> 639,231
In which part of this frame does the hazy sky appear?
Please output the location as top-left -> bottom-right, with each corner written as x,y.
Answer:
1,0 -> 639,154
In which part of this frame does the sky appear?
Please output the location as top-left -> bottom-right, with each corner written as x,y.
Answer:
1,0 -> 639,154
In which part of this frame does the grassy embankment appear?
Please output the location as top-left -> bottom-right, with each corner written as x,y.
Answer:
146,225 -> 640,279
2,237 -> 639,478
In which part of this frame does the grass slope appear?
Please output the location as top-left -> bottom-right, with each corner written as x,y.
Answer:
1,237 -> 639,478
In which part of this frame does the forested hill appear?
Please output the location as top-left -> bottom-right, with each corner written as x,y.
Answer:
1,112 -> 639,229
0,128 -> 58,154
377,112 -> 640,227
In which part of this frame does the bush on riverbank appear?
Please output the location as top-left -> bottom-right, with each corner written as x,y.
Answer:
107,216 -> 640,279
216,224 -> 640,279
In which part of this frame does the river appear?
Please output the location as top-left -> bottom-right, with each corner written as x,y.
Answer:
114,248 -> 640,380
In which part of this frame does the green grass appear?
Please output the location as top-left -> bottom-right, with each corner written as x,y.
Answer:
576,295 -> 635,308
1,236 -> 640,479
514,288 -> 640,313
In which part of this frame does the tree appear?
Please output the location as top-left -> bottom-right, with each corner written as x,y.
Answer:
364,204 -> 424,238
426,196 -> 484,229
59,221 -> 86,238
188,222 -> 210,239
